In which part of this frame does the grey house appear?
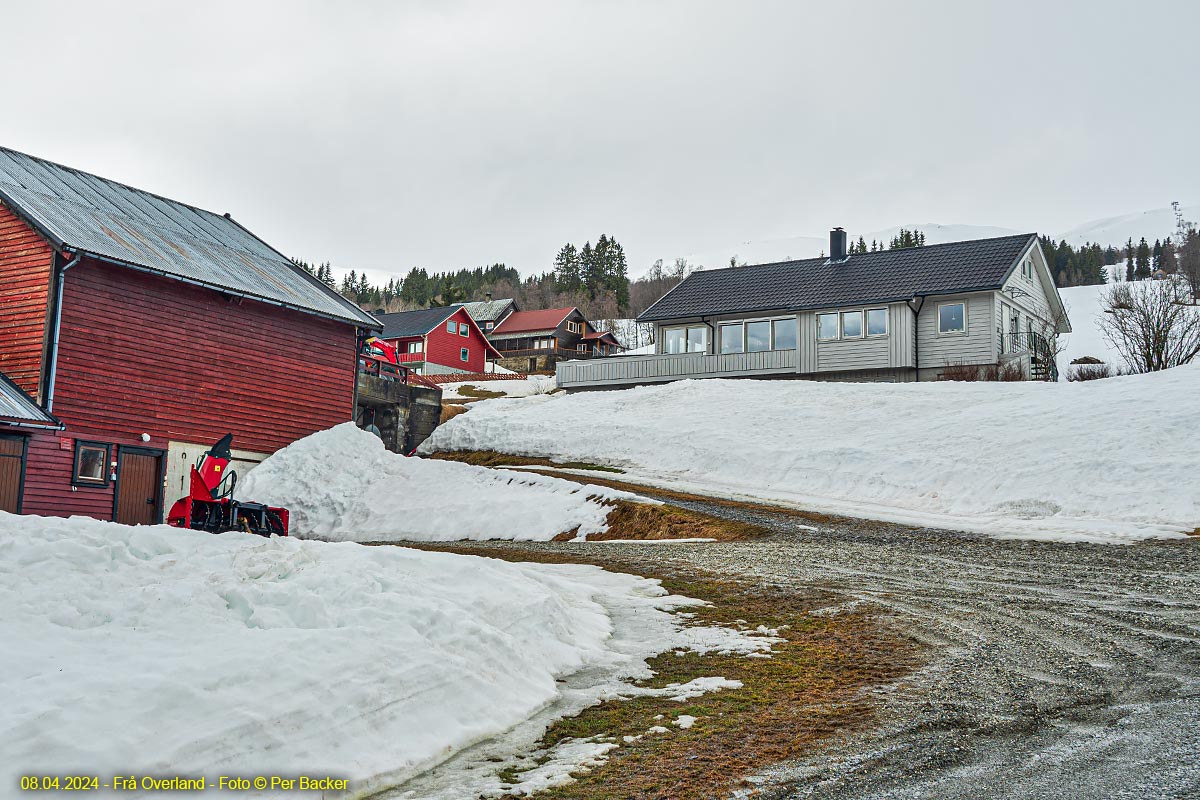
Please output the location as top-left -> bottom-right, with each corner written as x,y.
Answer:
557,228 -> 1071,390
456,296 -> 518,333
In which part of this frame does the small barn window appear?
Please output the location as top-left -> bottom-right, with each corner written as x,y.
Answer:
459,323 -> 469,336
73,441 -> 111,487
446,321 -> 456,333
460,348 -> 469,362
485,321 -> 494,331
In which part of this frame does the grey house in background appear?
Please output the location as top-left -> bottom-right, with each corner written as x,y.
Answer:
455,296 -> 518,333
557,229 -> 1071,390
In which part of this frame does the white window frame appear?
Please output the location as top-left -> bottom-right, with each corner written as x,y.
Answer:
743,319 -> 772,353
577,343 -> 587,352
840,310 -> 864,339
660,324 -> 708,354
458,322 -> 469,337
460,347 -> 469,362
719,322 -> 745,354
816,312 -> 840,341
865,308 -> 888,338
772,317 -> 798,351
937,301 -> 968,335
484,321 -> 494,331
407,341 -> 423,354
446,320 -> 456,333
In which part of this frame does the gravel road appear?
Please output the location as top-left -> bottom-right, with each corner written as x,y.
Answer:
456,496 -> 1200,800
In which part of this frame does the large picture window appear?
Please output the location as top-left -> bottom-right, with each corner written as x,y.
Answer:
719,323 -> 744,354
772,318 -> 797,350
745,320 -> 771,352
938,302 -> 967,334
662,325 -> 708,354
73,441 -> 111,487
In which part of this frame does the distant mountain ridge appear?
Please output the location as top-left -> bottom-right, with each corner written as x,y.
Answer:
666,204 -> 1197,272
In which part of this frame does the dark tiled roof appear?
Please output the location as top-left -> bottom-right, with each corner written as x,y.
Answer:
638,234 -> 1037,322
0,146 -> 378,328
376,307 -> 459,338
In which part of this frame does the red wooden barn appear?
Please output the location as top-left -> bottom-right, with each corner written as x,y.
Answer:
374,307 -> 500,375
0,146 -> 379,523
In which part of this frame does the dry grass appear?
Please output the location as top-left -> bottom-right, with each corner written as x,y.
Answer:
439,403 -> 470,424
454,384 -> 508,399
407,544 -> 924,800
560,499 -> 763,542
430,449 -> 625,474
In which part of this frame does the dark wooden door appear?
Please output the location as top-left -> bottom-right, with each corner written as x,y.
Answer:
0,435 -> 25,513
115,450 -> 162,525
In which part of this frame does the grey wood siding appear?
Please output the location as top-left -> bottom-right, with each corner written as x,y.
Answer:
889,302 -> 915,368
798,310 -> 817,373
557,348 -> 797,388
817,337 -> 890,371
917,292 -> 996,367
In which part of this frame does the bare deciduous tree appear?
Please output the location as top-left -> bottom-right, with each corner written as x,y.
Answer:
1098,281 -> 1200,373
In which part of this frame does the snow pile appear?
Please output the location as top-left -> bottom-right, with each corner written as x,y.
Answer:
237,423 -> 643,542
0,515 -> 771,797
422,368 -> 1200,543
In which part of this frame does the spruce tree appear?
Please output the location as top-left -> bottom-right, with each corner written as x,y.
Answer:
1125,238 -> 1135,281
553,243 -> 581,292
1135,237 -> 1151,280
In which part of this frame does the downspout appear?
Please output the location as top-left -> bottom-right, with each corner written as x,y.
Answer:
906,296 -> 926,381
45,251 -> 83,413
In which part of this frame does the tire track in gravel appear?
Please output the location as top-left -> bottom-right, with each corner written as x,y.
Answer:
458,495 -> 1200,799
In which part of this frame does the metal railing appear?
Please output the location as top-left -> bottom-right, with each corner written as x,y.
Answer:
495,346 -> 614,359
557,348 -> 798,388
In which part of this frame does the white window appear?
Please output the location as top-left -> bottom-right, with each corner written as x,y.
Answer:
458,322 -> 469,336
817,313 -> 839,340
407,341 -> 423,354
460,348 -> 469,362
866,308 -> 887,337
484,321 -> 494,331
841,310 -> 863,338
772,318 -> 797,350
938,302 -> 966,334
577,343 -> 587,352
745,320 -> 771,352
663,325 -> 708,354
446,320 -> 456,333
719,322 -> 744,354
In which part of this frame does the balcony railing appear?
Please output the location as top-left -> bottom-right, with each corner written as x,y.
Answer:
557,348 -> 797,388
496,346 -> 614,359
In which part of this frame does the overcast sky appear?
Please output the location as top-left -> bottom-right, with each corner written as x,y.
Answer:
2,1 -> 1196,281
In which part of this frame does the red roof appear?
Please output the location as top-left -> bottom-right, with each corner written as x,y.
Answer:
490,307 -> 577,335
583,330 -> 621,343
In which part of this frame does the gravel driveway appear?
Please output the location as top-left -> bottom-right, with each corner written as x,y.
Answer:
456,496 -> 1200,799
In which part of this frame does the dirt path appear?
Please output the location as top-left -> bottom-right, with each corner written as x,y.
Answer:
434,496 -> 1200,799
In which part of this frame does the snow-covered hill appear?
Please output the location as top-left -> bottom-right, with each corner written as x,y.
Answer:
1058,204 -> 1198,249
661,205 -> 1196,272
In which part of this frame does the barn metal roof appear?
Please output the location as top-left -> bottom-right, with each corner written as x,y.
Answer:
0,146 -> 378,328
0,372 -> 60,428
455,298 -> 517,323
375,307 -> 459,338
638,234 -> 1039,322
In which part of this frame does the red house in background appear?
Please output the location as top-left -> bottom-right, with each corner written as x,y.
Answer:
375,307 -> 500,375
0,145 -> 379,523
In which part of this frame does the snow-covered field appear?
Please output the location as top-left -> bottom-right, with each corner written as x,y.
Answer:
440,376 -> 555,400
237,423 -> 646,542
1,514 -> 771,797
1057,283 -> 1123,374
422,367 -> 1200,543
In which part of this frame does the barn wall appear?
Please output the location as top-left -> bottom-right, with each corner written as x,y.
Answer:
20,257 -> 359,518
0,204 -> 55,398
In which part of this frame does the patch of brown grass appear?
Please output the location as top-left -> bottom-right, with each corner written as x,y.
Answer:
454,384 -> 508,399
429,450 -> 624,474
439,403 -> 470,424
553,499 -> 763,542
406,544 -> 924,800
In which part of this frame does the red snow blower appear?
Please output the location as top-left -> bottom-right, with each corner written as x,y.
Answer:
166,434 -> 289,537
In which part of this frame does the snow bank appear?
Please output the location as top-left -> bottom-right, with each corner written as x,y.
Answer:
238,423 -> 644,542
422,368 -> 1200,543
0,515 -> 770,797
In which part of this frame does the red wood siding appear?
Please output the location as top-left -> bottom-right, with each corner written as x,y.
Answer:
0,205 -> 54,398
19,257 -> 359,518
423,308 -> 488,372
